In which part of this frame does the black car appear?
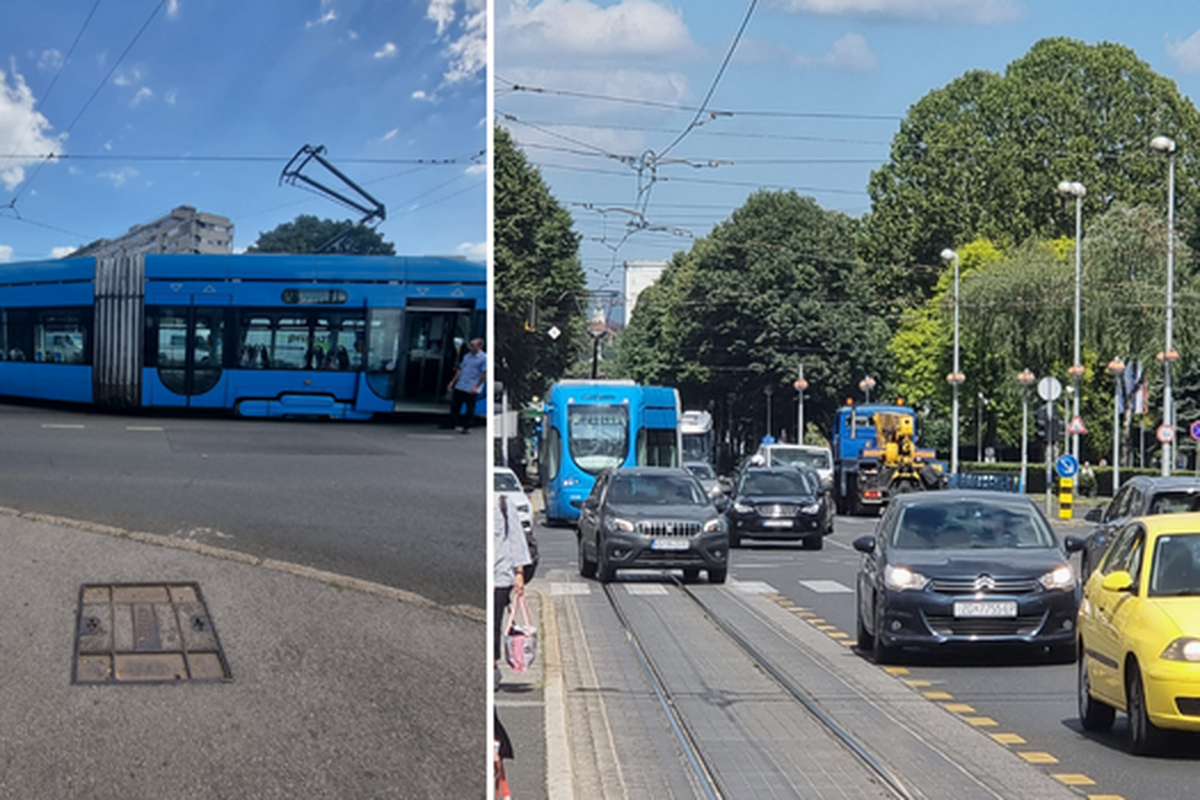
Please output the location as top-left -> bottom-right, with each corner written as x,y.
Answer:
576,467 -> 728,583
726,466 -> 833,549
1080,476 -> 1200,579
852,491 -> 1086,663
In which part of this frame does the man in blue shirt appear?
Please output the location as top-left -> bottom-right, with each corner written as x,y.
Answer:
447,337 -> 486,433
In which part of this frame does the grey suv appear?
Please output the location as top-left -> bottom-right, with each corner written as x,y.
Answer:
1080,476 -> 1200,578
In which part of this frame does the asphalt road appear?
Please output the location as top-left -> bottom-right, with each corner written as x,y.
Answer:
534,508 -> 1197,800
0,401 -> 486,610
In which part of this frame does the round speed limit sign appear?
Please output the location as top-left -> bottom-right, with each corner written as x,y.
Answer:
1157,424 -> 1176,444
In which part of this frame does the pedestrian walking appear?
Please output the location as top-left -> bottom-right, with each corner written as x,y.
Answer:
446,337 -> 486,433
494,492 -> 532,684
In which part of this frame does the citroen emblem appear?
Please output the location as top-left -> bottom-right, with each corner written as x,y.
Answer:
973,575 -> 996,591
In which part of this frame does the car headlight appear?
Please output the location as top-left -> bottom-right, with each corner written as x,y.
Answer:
703,518 -> 724,533
884,565 -> 929,591
608,517 -> 635,532
733,501 -> 755,514
1161,638 -> 1200,662
1038,565 -> 1076,591
517,503 -> 531,514
800,503 -> 821,514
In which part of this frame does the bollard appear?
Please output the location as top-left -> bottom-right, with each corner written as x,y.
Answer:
1058,476 -> 1074,520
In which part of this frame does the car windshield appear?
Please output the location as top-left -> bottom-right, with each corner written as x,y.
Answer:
740,470 -> 814,497
1149,533 -> 1200,596
1148,491 -> 1200,515
766,448 -> 830,470
493,472 -> 521,492
891,502 -> 1054,549
608,474 -> 708,506
686,463 -> 716,480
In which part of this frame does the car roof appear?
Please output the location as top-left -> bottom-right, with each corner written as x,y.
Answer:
609,466 -> 690,476
495,466 -> 518,477
741,465 -> 816,475
1138,512 -> 1200,536
1130,476 -> 1200,491
891,490 -> 1036,510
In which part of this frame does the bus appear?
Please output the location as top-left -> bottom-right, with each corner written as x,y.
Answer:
0,252 -> 485,420
680,409 -> 714,464
540,379 -> 682,525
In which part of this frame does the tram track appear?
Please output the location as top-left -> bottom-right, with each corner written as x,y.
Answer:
600,576 -> 917,800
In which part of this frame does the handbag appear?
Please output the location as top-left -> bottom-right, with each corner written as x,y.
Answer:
503,595 -> 538,673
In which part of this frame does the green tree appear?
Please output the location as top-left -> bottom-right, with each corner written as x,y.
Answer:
246,215 -> 395,255
618,190 -> 889,459
493,126 -> 586,406
862,37 -> 1200,312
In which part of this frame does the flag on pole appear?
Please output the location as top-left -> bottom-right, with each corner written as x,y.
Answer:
1133,382 -> 1148,414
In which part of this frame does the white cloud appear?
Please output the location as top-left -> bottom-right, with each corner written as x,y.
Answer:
348,30 -> 359,40
381,128 -> 399,141
38,49 -> 64,71
1167,30 -> 1200,74
443,8 -> 487,84
167,0 -> 181,19
165,89 -> 177,104
0,245 -> 12,263
374,42 -> 398,59
456,241 -> 487,261
772,0 -> 1024,24
131,87 -> 153,107
103,140 -> 113,151
465,162 -> 486,175
98,167 -> 138,187
51,246 -> 77,259
0,67 -> 67,190
68,165 -> 82,175
412,89 -> 433,101
745,33 -> 877,71
306,9 -> 337,28
502,0 -> 696,60
427,0 -> 456,36
113,67 -> 143,86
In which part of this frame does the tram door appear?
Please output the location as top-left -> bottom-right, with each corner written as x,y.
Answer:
151,296 -> 230,408
400,306 -> 472,404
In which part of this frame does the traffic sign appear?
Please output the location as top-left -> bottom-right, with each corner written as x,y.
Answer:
1066,415 -> 1087,435
1037,377 -> 1062,402
1157,424 -> 1175,444
1055,454 -> 1079,479
1191,420 -> 1200,442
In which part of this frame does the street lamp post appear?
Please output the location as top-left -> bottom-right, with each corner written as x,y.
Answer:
794,365 -> 809,445
1017,369 -> 1036,493
941,248 -> 964,477
1108,358 -> 1126,495
764,384 -> 775,442
859,376 -> 876,406
977,392 -> 989,462
1058,180 -> 1087,460
1151,134 -> 1177,475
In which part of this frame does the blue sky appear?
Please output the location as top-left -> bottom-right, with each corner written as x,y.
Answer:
495,0 -> 1200,302
0,0 -> 486,263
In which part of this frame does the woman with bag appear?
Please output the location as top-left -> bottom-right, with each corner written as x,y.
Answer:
494,492 -> 532,685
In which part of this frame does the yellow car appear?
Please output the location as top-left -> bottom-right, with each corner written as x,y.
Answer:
1077,512 -> 1200,754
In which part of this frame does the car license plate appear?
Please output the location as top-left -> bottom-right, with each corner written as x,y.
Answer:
763,520 -> 793,528
651,539 -> 690,551
953,600 -> 1017,618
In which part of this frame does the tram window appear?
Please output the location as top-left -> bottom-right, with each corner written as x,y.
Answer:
274,316 -> 309,369
368,309 -> 402,373
35,311 -> 87,365
240,315 -> 274,369
157,312 -> 189,368
1,308 -> 33,361
193,311 -> 225,368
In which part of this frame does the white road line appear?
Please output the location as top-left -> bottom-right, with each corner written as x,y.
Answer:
799,579 -> 853,593
126,426 -> 164,431
550,582 -> 591,596
728,580 -> 779,594
41,424 -> 85,429
624,584 -> 669,595
406,433 -> 456,440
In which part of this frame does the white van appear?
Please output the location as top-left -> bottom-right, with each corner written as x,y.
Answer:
756,444 -> 834,489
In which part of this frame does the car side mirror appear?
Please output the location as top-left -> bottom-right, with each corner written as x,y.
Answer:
1101,570 -> 1135,593
714,496 -> 729,512
1084,507 -> 1104,523
1063,535 -> 1086,554
852,535 -> 876,554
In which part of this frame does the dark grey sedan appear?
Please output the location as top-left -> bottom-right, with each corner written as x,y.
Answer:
853,491 -> 1086,663
576,467 -> 729,583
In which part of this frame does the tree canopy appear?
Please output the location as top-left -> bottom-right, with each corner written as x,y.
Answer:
494,126 -> 587,407
247,215 -> 396,255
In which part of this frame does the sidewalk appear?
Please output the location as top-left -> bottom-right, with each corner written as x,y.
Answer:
0,505 -> 485,800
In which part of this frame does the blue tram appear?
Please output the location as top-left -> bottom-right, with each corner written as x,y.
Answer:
0,253 -> 485,419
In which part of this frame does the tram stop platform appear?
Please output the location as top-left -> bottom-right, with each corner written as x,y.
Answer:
501,567 -> 1085,800
0,505 -> 484,800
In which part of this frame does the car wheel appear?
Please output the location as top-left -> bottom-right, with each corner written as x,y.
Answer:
1127,661 -> 1166,755
578,534 -> 597,579
730,532 -> 742,548
682,567 -> 700,582
872,598 -> 898,664
856,609 -> 874,652
596,546 -> 616,583
803,535 -> 824,551
708,567 -> 727,584
1077,649 -> 1115,732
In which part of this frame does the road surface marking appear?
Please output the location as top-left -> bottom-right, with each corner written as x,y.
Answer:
828,631 -> 849,639
903,679 -> 932,688
883,667 -> 909,675
991,733 -> 1026,744
728,580 -> 778,594
798,579 -> 853,593
1018,752 -> 1059,765
550,583 -> 591,596
943,703 -> 975,713
42,424 -> 85,429
923,691 -> 954,700
624,584 -> 669,595
1052,774 -> 1096,786
963,716 -> 998,727
126,426 -> 164,431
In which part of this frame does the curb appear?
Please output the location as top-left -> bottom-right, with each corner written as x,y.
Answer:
0,505 -> 485,623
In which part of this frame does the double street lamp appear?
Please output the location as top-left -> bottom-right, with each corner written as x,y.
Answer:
1058,180 -> 1086,460
941,248 -> 964,477
1151,134 -> 1177,475
794,365 -> 809,446
1108,358 -> 1126,493
859,376 -> 876,405
1017,369 -> 1036,492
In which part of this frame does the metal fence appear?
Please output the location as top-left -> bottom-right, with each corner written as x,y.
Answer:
947,472 -> 1021,493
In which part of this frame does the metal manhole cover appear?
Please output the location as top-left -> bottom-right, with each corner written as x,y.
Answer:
72,583 -> 233,685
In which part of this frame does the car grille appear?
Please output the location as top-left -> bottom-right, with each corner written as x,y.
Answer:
635,520 -> 701,537
928,577 -> 1041,595
924,614 -> 1043,637
1176,698 -> 1200,716
755,503 -> 798,518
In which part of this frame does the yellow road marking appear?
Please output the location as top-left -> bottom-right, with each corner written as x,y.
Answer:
991,733 -> 1026,745
1053,774 -> 1096,786
807,618 -> 827,624
923,691 -> 954,700
963,716 -> 998,727
816,624 -> 837,631
1018,752 -> 1059,764
883,667 -> 909,675
943,703 -> 976,713
827,631 -> 849,639
902,679 -> 931,688
839,640 -> 855,646
1086,795 -> 1126,800
797,611 -> 816,617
